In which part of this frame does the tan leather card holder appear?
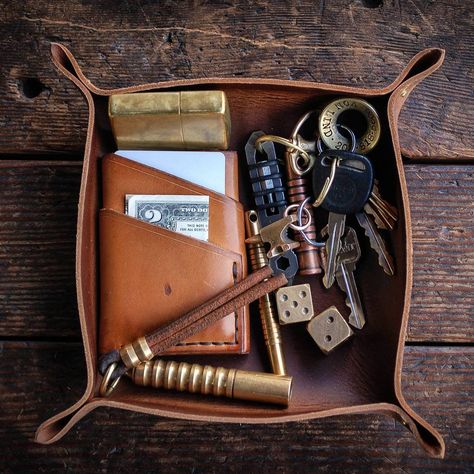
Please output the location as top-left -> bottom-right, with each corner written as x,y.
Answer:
99,210 -> 247,354
100,154 -> 249,355
102,153 -> 245,256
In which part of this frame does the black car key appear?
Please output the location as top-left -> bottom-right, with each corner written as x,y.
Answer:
312,149 -> 374,288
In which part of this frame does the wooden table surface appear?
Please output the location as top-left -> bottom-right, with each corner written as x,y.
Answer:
1,1 -> 473,472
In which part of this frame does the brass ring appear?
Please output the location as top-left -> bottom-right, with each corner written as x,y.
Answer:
288,110 -> 320,176
297,197 -> 326,247
290,110 -> 319,141
313,157 -> 340,208
255,134 -> 313,173
317,124 -> 356,154
319,98 -> 381,153
284,204 -> 312,231
99,362 -> 123,397
289,150 -> 315,176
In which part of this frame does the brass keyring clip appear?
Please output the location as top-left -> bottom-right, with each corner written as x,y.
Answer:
312,156 -> 340,208
312,125 -> 356,209
286,109 -> 320,176
254,110 -> 320,177
254,134 -> 312,173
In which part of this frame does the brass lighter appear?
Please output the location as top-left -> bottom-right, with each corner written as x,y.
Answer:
131,359 -> 292,406
109,90 -> 231,150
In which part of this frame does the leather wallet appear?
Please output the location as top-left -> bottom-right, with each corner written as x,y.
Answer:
99,153 -> 249,355
36,43 -> 446,458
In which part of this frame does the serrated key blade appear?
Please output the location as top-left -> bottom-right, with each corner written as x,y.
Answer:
372,182 -> 398,221
336,263 -> 366,329
322,213 -> 345,288
356,212 -> 395,276
364,201 -> 392,230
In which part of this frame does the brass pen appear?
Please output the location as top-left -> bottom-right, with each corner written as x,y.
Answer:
245,210 -> 287,376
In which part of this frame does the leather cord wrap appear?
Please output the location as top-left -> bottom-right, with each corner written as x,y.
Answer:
147,268 -> 287,354
99,265 -> 287,377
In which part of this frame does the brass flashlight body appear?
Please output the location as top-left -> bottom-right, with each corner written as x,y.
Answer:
131,359 -> 292,406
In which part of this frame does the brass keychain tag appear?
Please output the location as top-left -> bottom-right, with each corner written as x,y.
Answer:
319,98 -> 381,153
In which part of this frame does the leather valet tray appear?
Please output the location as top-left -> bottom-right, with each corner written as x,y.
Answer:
36,43 -> 445,458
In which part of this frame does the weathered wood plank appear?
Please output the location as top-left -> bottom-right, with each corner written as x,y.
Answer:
0,342 -> 472,472
0,162 -> 472,342
0,161 -> 81,338
407,165 -> 474,343
1,1 -> 473,158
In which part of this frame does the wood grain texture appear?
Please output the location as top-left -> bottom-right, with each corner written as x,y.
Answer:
407,165 -> 474,343
0,342 -> 472,472
1,1 -> 473,158
0,161 -> 81,338
0,162 -> 472,343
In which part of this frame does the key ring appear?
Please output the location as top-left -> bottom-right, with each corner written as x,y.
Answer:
99,361 -> 124,397
254,134 -> 313,175
317,124 -> 357,154
296,197 -> 326,248
313,125 -> 357,208
287,109 -> 320,176
284,204 -> 312,231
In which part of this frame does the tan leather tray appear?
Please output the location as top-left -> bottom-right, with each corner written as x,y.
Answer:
36,43 -> 446,458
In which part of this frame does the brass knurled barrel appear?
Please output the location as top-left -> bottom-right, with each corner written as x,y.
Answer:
285,154 -> 322,275
245,210 -> 287,376
131,359 -> 292,406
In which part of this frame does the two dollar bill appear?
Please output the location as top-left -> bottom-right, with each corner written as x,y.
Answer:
126,195 -> 209,241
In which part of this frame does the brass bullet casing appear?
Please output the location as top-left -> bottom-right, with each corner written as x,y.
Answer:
109,90 -> 231,150
131,359 -> 292,406
245,210 -> 287,376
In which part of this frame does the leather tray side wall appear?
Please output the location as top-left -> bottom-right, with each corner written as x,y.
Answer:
36,43 -> 445,458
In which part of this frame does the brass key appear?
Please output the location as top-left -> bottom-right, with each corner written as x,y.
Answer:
335,227 -> 366,329
364,180 -> 398,231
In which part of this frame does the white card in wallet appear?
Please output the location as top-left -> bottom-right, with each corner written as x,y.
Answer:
116,150 -> 226,194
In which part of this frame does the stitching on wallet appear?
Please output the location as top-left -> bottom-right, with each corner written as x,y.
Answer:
174,309 -> 239,346
176,261 -> 240,347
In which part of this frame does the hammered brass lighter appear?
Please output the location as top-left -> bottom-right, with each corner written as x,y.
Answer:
109,90 -> 231,150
